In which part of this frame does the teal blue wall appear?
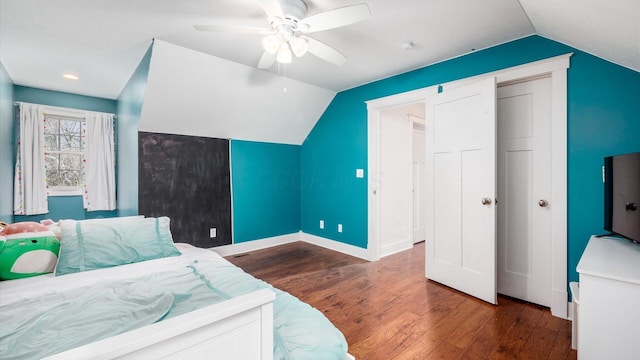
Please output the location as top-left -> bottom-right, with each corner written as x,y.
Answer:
13,196 -> 110,223
12,86 -> 118,222
14,85 -> 116,113
231,140 -> 301,243
300,35 -> 640,286
0,63 -> 15,223
300,95 -> 368,246
116,42 -> 153,217
567,52 -> 640,282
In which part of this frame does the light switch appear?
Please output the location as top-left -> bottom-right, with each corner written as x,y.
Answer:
338,224 -> 343,233
320,220 -> 324,229
210,228 -> 217,238
356,169 -> 364,178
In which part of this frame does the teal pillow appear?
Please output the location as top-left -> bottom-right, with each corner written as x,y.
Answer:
55,217 -> 181,276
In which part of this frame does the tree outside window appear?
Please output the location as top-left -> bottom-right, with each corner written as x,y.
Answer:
44,115 -> 84,194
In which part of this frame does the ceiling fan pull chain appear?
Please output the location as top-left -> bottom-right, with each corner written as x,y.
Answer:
283,63 -> 288,93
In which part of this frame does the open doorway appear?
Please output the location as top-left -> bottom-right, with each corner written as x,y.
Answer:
374,103 -> 425,258
411,115 -> 426,245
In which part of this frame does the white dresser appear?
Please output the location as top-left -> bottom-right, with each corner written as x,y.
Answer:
576,235 -> 640,360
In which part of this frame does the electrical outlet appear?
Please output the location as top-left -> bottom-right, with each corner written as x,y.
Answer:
319,220 -> 324,229
338,224 -> 343,233
210,228 -> 217,238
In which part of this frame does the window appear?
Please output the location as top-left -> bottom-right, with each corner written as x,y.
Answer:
44,115 -> 85,195
15,102 -> 116,214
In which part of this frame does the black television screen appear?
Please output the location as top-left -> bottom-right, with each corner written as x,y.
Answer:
604,152 -> 640,243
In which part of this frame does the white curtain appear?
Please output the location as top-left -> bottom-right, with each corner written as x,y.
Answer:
14,103 -> 48,215
83,113 -> 116,211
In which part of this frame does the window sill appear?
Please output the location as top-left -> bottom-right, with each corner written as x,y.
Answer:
48,188 -> 83,197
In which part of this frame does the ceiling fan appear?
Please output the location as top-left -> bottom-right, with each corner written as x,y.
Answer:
194,0 -> 371,69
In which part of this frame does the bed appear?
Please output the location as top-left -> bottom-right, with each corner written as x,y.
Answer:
0,217 -> 353,359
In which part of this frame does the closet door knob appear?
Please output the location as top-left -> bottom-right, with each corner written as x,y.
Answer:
538,199 -> 548,207
482,197 -> 492,205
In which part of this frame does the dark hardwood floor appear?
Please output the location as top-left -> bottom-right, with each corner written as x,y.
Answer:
226,241 -> 577,360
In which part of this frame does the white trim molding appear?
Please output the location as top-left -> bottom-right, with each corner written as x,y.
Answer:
366,86 -> 439,262
211,232 -> 371,262
380,238 -> 413,259
301,232 -> 370,261
211,233 -> 300,257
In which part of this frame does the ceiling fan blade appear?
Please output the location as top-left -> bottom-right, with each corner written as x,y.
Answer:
298,3 -> 370,33
193,24 -> 272,34
256,0 -> 284,19
304,36 -> 347,66
258,51 -> 276,69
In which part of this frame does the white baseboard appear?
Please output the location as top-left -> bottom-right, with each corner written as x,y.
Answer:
551,289 -> 569,319
301,232 -> 370,261
380,239 -> 412,258
568,301 -> 574,321
211,233 -> 300,257
212,232 -> 370,261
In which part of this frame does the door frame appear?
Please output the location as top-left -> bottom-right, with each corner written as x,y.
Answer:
366,53 -> 571,318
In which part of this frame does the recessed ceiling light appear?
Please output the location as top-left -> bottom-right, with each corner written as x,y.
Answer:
63,73 -> 79,80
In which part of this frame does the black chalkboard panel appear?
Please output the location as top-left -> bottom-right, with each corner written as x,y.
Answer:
138,132 -> 231,247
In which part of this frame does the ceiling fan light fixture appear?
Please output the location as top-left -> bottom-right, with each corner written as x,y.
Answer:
194,2 -> 372,69
276,44 -> 293,64
289,37 -> 309,57
262,34 -> 282,54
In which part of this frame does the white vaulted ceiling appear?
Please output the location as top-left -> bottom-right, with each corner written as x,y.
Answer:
1,0 -> 638,101
519,0 -> 639,73
139,40 -> 336,145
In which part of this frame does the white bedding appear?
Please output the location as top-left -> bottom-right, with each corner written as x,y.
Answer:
0,245 -> 223,305
0,245 -> 349,360
0,246 -> 232,359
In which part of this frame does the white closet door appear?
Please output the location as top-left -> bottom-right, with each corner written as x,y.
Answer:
497,77 -> 552,306
425,77 -> 497,304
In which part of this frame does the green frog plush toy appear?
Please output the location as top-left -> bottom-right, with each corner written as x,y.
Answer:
0,222 -> 61,280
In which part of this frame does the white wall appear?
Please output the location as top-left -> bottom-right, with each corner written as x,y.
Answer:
139,40 -> 336,145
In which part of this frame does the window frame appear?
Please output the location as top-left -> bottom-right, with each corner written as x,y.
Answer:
43,114 -> 86,197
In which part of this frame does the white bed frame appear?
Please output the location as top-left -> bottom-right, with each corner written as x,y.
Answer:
44,289 -> 276,360
42,288 -> 356,360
